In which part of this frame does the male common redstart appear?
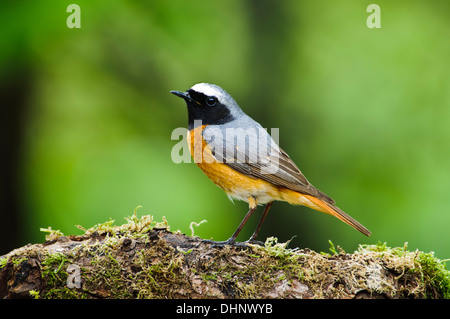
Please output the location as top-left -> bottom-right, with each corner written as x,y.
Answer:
171,83 -> 371,245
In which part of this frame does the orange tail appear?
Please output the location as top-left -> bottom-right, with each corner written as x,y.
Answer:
303,194 -> 372,236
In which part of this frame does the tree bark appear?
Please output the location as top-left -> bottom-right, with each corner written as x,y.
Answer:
0,218 -> 447,299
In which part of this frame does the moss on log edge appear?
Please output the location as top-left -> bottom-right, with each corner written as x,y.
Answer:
1,214 -> 449,299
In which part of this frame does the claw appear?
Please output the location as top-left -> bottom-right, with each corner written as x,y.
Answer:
244,238 -> 265,246
202,238 -> 249,248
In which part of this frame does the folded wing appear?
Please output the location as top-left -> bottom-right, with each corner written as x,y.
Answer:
203,126 -> 335,204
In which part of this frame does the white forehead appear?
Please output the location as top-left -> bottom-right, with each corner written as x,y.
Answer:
191,83 -> 227,99
191,82 -> 247,117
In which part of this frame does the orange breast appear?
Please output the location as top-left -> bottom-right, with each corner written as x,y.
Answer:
187,125 -> 282,205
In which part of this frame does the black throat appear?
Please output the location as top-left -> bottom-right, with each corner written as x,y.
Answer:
186,91 -> 234,130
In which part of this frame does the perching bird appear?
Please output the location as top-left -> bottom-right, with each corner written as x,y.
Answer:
171,83 -> 371,245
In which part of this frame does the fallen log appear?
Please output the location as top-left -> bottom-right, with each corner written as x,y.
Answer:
1,214 -> 448,299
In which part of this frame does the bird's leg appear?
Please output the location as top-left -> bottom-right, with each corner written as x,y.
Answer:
225,205 -> 257,245
203,198 -> 258,247
245,201 -> 273,246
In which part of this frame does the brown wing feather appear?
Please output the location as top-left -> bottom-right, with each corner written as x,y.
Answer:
226,146 -> 336,204
202,125 -> 335,204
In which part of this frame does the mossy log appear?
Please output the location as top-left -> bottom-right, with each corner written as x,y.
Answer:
0,215 -> 449,299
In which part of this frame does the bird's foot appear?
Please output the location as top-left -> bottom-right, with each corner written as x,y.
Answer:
202,238 -> 249,248
244,238 -> 265,246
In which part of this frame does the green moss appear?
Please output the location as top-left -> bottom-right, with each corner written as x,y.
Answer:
41,253 -> 69,287
3,211 -> 449,299
414,252 -> 450,298
40,226 -> 64,241
83,247 -> 133,298
0,258 -> 7,269
29,290 -> 40,299
357,242 -> 450,298
39,252 -> 86,298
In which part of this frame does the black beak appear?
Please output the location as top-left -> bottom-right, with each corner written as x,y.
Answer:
170,90 -> 194,103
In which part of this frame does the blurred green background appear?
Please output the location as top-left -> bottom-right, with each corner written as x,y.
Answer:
1,0 -> 449,258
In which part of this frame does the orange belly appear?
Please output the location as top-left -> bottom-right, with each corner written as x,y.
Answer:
187,125 -> 329,212
187,125 -> 283,205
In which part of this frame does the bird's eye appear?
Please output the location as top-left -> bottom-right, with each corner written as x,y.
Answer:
206,97 -> 217,106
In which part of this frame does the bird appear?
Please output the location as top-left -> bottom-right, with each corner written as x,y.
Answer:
171,83 -> 371,245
